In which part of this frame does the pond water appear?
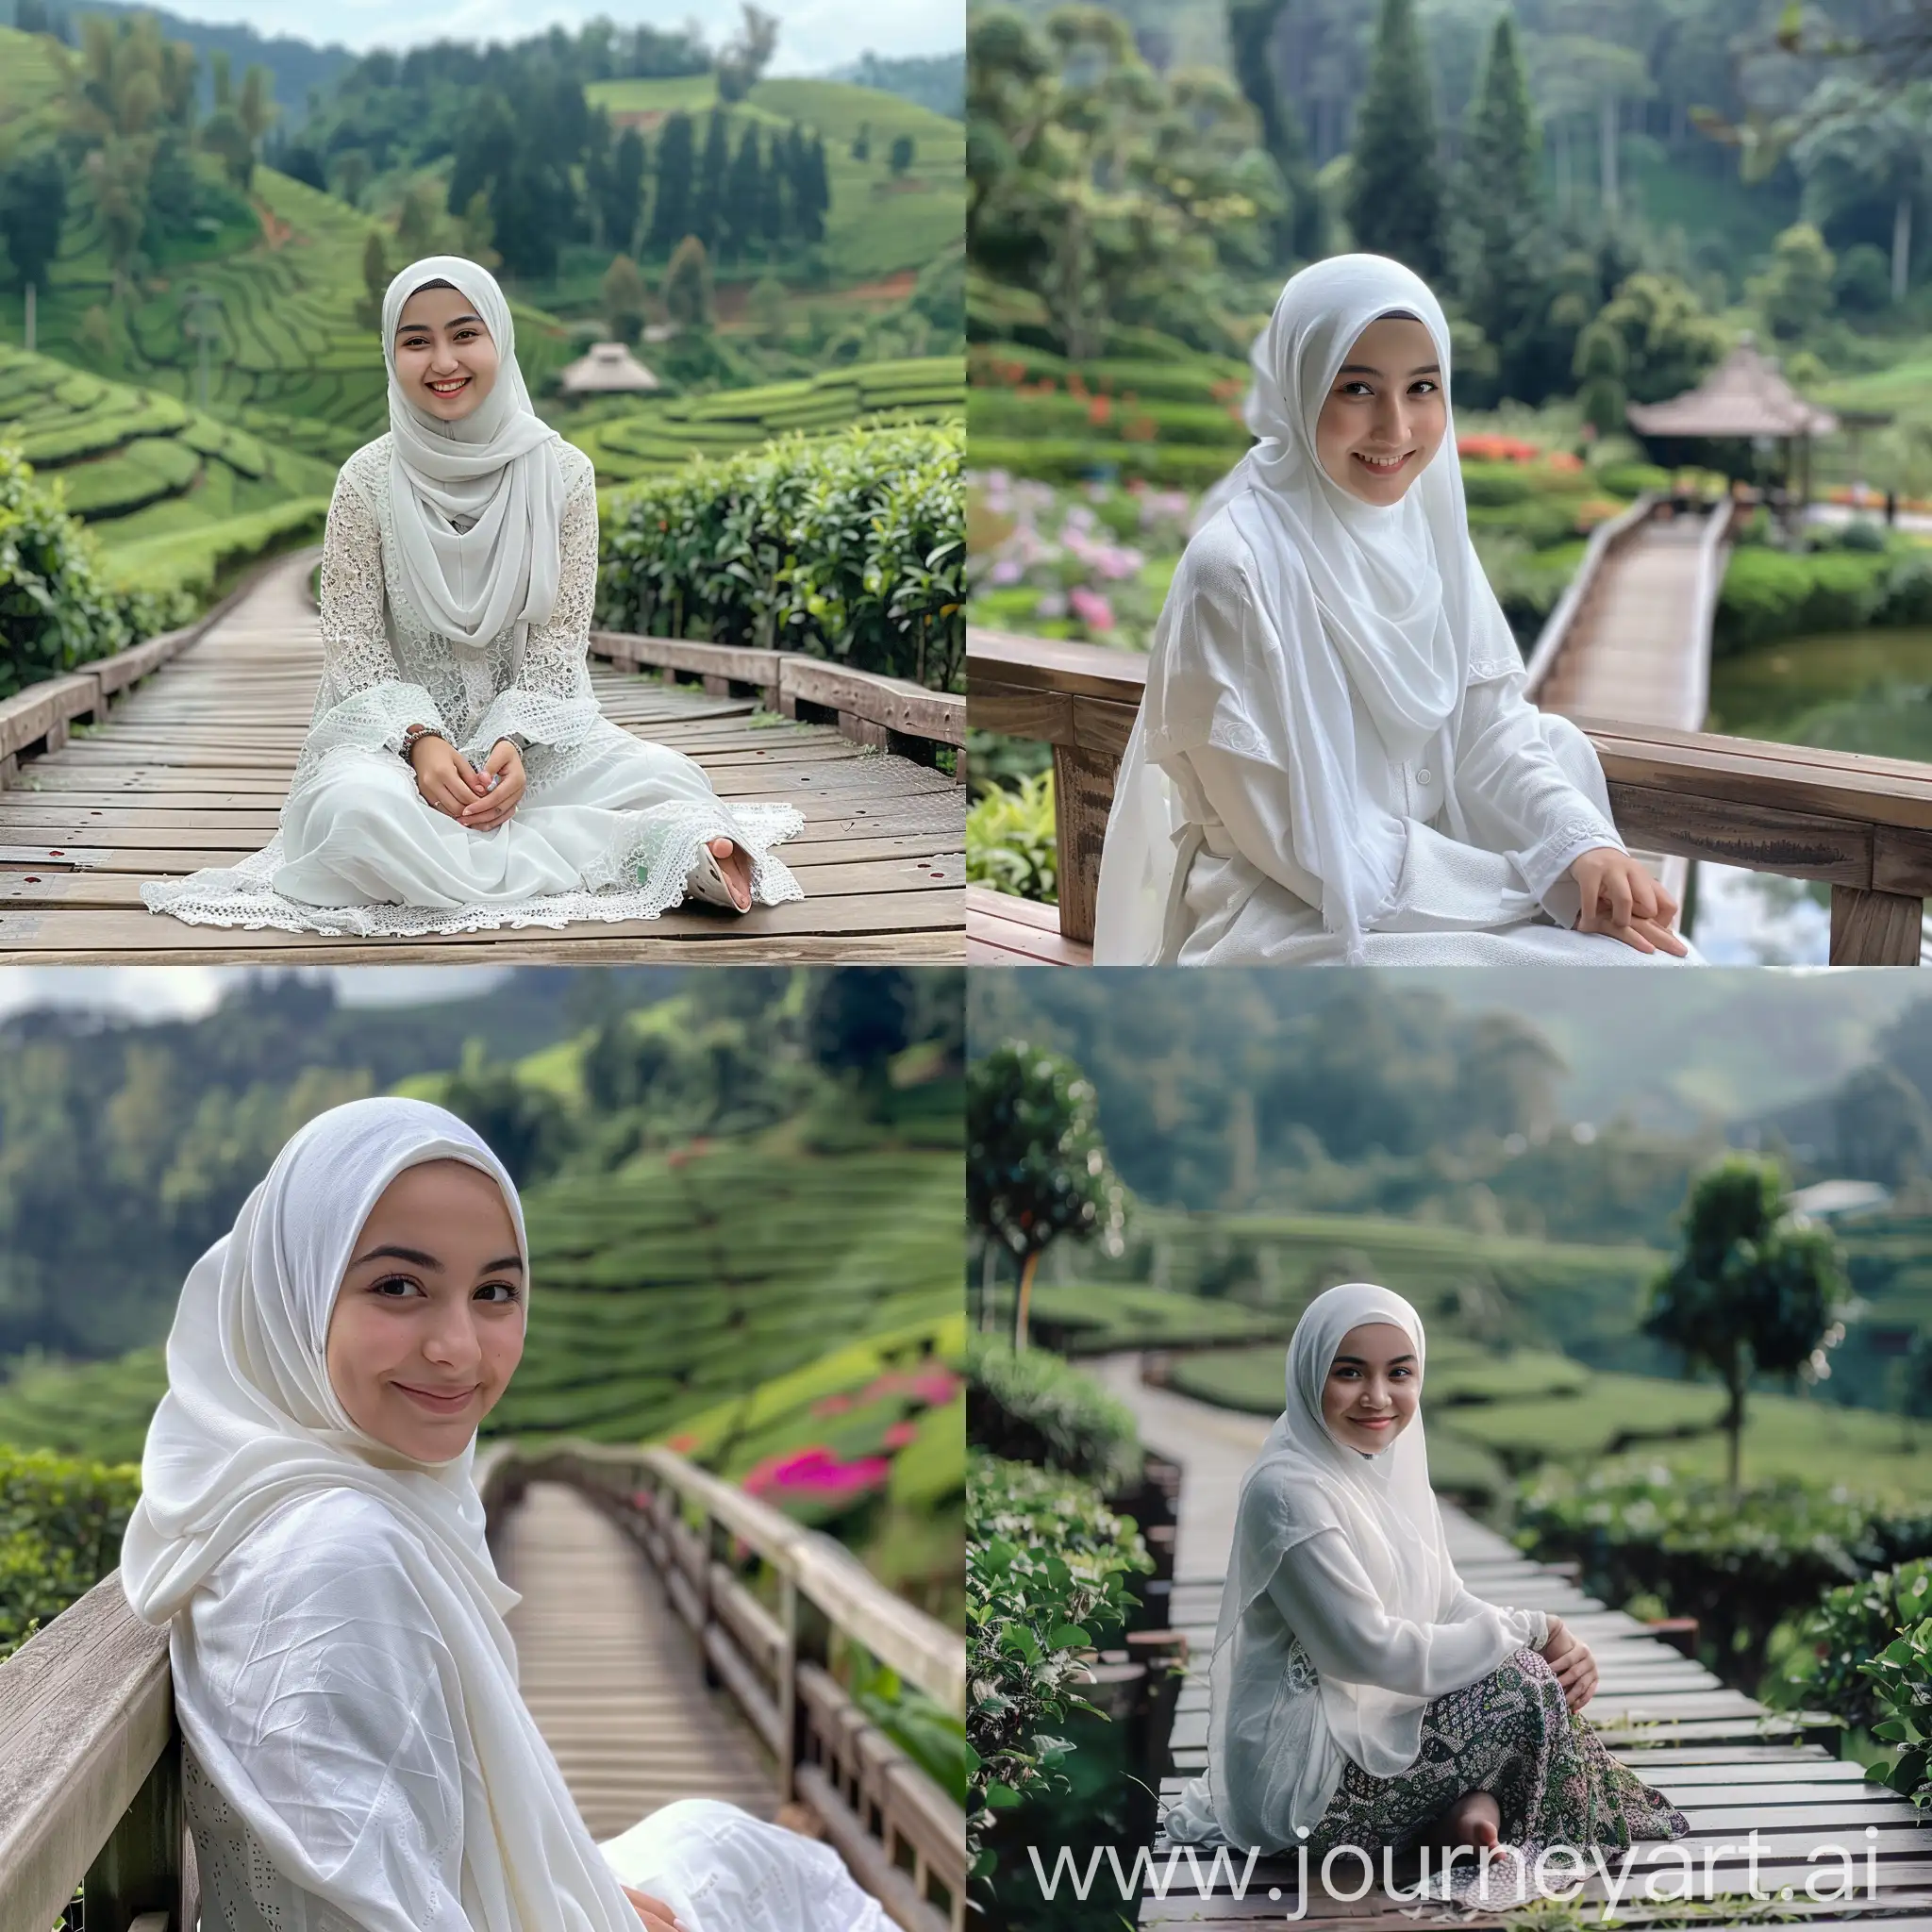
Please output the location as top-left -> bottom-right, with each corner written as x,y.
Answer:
1694,627 -> 1932,964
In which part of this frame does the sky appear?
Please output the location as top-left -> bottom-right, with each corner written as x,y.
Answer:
0,966 -> 512,1024
142,0 -> 962,66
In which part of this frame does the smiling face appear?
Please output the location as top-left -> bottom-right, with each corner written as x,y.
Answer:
324,1158 -> 525,1463
1320,1320 -> 1421,1454
392,282 -> 500,423
1312,313 -> 1447,506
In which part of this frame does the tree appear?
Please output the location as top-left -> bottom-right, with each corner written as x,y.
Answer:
1791,78 -> 1930,307
395,179 -> 443,259
807,968 -> 914,1108
1643,1156 -> 1849,1491
1835,1063 -> 1932,1190
1225,0 -> 1324,263
692,108 -> 730,249
1574,315 -> 1628,439
889,133 -> 915,178
441,1059 -> 572,1188
1750,223 -> 1836,341
1596,272 -> 1727,405
1454,12 -> 1545,402
758,139 -> 788,247
748,272 -> 788,343
662,232 -> 713,330
852,120 -> 873,163
601,252 -> 648,344
649,112 -> 695,252
605,126 -> 646,256
1345,0 -> 1445,280
716,4 -> 780,105
723,123 -> 763,262
802,134 -> 830,244
0,147 -> 69,354
355,229 -> 388,332
332,148 -> 371,209
968,1042 -> 1126,1351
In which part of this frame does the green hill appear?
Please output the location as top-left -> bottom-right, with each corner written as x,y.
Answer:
0,156 -> 575,443
0,341 -> 338,596
585,75 -> 962,287
571,354 -> 963,483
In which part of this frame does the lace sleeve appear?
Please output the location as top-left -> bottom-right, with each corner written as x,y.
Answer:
461,456 -> 604,758
313,462 -> 444,759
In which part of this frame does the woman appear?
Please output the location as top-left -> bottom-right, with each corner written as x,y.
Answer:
1165,1283 -> 1687,1897
120,1096 -> 884,1932
1093,253 -> 1697,967
143,258 -> 804,937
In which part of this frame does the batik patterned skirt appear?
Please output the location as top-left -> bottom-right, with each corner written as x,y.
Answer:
1306,1647 -> 1689,1857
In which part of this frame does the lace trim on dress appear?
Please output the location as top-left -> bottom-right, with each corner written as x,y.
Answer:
139,803 -> 806,937
1521,813 -> 1624,904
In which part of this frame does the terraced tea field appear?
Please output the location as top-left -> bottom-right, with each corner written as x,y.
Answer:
570,355 -> 963,483
585,75 -> 963,287
0,341 -> 339,594
0,1128 -> 961,1465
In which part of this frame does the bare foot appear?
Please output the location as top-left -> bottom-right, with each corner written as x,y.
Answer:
709,836 -> 753,912
1441,1790 -> 1501,1849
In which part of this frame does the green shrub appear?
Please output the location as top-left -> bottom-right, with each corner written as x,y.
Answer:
967,435 -> 1241,491
965,1450 -> 1152,1868
1594,460 -> 1673,498
1767,1558 -> 1932,1728
965,1336 -> 1141,1491
1464,494 -> 1588,551
966,770 -> 1056,904
0,1445 -> 142,1661
599,423 -> 964,690
1458,461 -> 1539,508
1865,1617 -> 1932,1809
1715,545 -> 1895,654
0,446 -> 186,700
1515,1464 -> 1932,1685
1878,550 -> 1932,626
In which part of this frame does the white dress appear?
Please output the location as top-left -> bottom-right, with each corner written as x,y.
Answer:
1121,515 -> 1699,967
142,437 -> 805,937
176,1490 -> 886,1932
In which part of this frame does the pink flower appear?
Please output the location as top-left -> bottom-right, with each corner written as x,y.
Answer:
1068,586 -> 1115,632
741,1445 -> 892,1502
884,1421 -> 919,1450
811,1393 -> 854,1417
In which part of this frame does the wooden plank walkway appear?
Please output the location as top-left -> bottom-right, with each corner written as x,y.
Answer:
1087,1356 -> 1932,1929
494,1479 -> 777,1841
1538,517 -> 1710,731
0,549 -> 965,963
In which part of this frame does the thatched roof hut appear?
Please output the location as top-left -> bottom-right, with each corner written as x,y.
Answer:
558,341 -> 660,396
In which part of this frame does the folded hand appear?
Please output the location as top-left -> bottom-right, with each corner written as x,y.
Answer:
1540,1614 -> 1599,1711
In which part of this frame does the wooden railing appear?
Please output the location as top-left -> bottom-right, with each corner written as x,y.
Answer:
0,1574 -> 188,1932
0,1444 -> 963,1932
490,1441 -> 967,1932
590,631 -> 965,776
969,623 -> 1932,963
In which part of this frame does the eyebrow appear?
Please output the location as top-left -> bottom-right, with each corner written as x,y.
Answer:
396,313 -> 484,334
1338,362 -> 1440,378
1331,1352 -> 1418,1365
349,1243 -> 524,1274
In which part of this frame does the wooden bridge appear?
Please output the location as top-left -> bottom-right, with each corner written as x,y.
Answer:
0,1441 -> 967,1932
0,549 -> 966,964
1084,1355 -> 1932,1930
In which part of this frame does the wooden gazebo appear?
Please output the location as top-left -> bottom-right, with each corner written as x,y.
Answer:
1625,337 -> 1838,515
558,341 -> 660,396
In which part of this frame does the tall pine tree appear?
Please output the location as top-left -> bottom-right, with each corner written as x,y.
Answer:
1225,0 -> 1324,264
606,125 -> 645,256
1454,12 -> 1546,400
723,123 -> 763,262
803,133 -> 830,244
648,111 -> 695,252
691,108 -> 730,250
1345,0 -> 1446,280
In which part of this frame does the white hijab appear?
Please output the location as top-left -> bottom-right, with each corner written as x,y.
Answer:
381,255 -> 566,666
121,1095 -> 641,1932
1167,1284 -> 1455,1849
1092,254 -> 1524,964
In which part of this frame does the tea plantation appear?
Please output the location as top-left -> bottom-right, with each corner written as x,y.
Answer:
0,341 -> 338,596
571,355 -> 962,483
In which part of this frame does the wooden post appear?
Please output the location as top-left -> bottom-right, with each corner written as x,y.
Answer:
777,1573 -> 800,1805
1052,743 -> 1116,946
79,1734 -> 182,1932
1830,885 -> 1923,964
